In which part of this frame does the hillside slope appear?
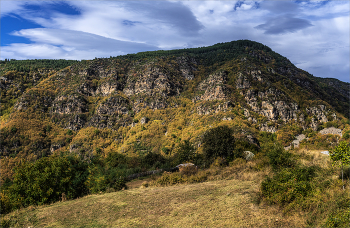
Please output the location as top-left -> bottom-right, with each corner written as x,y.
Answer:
2,147 -> 348,228
0,40 -> 349,218
1,179 -> 302,227
1,40 -> 349,162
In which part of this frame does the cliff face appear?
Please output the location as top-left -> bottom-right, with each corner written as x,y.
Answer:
1,40 -> 349,163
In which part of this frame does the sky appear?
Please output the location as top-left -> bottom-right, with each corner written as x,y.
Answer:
1,0 -> 349,82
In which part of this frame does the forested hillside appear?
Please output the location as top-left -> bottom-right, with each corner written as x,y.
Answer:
1,40 -> 349,223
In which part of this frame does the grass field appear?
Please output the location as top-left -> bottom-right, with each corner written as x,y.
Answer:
1,149 -> 348,227
2,178 -> 308,227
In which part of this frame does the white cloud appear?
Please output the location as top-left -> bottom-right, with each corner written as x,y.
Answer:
1,0 -> 349,82
0,0 -> 26,16
4,28 -> 159,60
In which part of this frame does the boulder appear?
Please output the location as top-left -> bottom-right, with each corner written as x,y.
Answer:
140,117 -> 149,124
243,151 -> 255,161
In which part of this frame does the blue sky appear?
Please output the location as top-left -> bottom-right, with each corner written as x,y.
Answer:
1,0 -> 349,82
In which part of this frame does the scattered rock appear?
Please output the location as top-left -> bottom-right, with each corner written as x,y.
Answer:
284,134 -> 305,150
140,117 -> 149,124
243,151 -> 255,161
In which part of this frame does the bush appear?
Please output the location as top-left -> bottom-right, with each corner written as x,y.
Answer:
266,143 -> 294,170
85,165 -> 127,194
202,125 -> 236,162
173,140 -> 196,165
153,172 -> 185,186
229,158 -> 246,167
211,157 -> 228,167
106,152 -> 127,168
234,139 -> 258,157
343,132 -> 350,140
325,209 -> 350,227
261,166 -> 317,205
4,156 -> 89,213
179,165 -> 198,176
142,152 -> 165,168
161,147 -> 170,155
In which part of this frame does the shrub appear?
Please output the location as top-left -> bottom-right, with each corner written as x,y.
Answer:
85,165 -> 127,194
4,156 -> 89,212
266,143 -> 294,171
161,147 -> 170,155
10,127 -> 17,133
153,172 -> 185,186
95,147 -> 102,154
202,125 -> 236,162
229,158 -> 246,167
174,140 -> 196,165
234,139 -> 258,157
343,132 -> 350,140
106,152 -> 127,168
211,157 -> 228,167
261,166 -> 317,205
330,141 -> 350,188
142,152 -> 165,168
179,165 -> 198,176
325,208 -> 350,227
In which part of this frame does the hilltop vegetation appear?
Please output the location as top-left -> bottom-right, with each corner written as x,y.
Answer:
1,40 -> 350,226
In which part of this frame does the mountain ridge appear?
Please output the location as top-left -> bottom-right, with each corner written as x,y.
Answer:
1,39 -> 349,179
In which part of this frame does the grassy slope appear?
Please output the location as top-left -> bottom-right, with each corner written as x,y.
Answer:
2,179 -> 305,227
2,149 -> 341,228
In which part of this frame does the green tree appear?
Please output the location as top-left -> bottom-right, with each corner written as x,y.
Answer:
330,141 -> 350,189
175,140 -> 196,164
202,125 -> 236,162
8,156 -> 88,211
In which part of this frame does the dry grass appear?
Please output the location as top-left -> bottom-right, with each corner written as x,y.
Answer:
3,152 -> 345,227
2,177 -> 306,228
293,148 -> 332,169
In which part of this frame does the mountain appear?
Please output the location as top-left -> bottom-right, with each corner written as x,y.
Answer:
0,40 -> 349,214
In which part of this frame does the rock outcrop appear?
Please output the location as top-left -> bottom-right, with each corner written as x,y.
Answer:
51,95 -> 87,114
197,71 -> 228,101
319,127 -> 342,137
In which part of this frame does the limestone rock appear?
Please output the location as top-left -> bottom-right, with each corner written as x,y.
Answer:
140,117 -> 149,124
236,72 -> 251,89
319,127 -> 342,137
176,56 -> 197,80
51,95 -> 87,114
198,71 -> 228,101
123,66 -> 179,97
96,95 -> 130,115
260,123 -> 277,133
243,151 -> 255,161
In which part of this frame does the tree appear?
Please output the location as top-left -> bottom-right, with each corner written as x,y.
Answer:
8,156 -> 88,209
330,141 -> 350,189
175,140 -> 196,164
202,125 -> 236,162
